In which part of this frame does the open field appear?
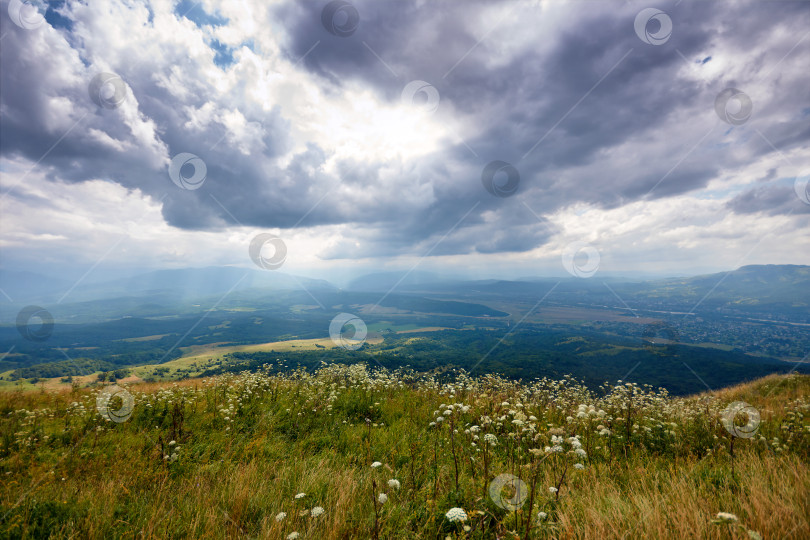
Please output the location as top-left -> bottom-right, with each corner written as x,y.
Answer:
136,335 -> 386,378
396,327 -> 453,334
0,327 -> 462,392
1,367 -> 807,539
117,334 -> 172,343
0,335 -> 379,392
528,306 -> 658,325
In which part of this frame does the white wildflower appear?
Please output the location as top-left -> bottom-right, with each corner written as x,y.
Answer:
445,507 -> 468,523
715,512 -> 738,523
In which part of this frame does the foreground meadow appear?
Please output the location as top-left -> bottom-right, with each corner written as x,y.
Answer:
1,364 -> 808,539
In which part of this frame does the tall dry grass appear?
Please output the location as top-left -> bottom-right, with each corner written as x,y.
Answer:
0,368 -> 807,539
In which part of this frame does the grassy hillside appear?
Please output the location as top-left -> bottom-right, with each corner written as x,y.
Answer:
0,367 -> 807,539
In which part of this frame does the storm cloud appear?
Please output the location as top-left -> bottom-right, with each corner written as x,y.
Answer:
0,0 -> 808,271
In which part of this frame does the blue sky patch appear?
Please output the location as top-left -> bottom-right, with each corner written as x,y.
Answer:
175,0 -> 228,28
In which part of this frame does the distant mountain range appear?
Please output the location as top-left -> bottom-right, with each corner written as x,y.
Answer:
344,270 -> 449,292
343,265 -> 810,320
1,264 -> 808,322
649,264 -> 810,303
345,264 -> 809,294
0,266 -> 336,306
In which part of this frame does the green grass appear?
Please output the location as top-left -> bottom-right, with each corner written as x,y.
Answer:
365,322 -> 424,332
0,367 -> 807,539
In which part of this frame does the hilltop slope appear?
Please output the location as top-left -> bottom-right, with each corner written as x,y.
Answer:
1,368 -> 807,539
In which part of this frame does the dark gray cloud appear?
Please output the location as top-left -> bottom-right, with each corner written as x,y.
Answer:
726,183 -> 810,215
1,0 -> 808,262
278,0 -> 809,211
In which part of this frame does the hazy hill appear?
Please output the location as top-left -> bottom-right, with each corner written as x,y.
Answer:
4,264 -> 806,314
0,270 -> 74,301
0,266 -> 337,308
647,264 -> 810,304
91,266 -> 337,298
344,270 -> 454,292
345,264 -> 810,319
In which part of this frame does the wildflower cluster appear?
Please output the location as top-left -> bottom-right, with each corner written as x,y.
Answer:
0,364 -> 806,539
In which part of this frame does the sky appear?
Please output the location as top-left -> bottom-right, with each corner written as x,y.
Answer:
1,0 -> 809,287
